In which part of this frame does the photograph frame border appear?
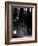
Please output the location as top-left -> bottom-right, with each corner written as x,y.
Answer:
5,1 -> 37,45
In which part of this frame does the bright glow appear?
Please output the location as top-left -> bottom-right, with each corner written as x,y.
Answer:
25,8 -> 27,11
30,8 -> 31,12
13,30 -> 16,34
24,8 -> 26,11
24,8 -> 27,11
16,16 -> 19,19
18,8 -> 20,10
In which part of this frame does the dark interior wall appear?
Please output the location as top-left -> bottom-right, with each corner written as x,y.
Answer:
11,7 -> 32,38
